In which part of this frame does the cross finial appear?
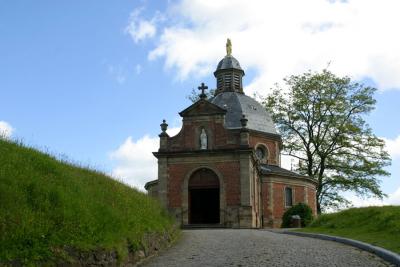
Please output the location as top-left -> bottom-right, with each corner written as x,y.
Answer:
198,82 -> 208,99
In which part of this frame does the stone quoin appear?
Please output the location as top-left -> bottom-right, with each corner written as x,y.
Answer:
145,40 -> 317,228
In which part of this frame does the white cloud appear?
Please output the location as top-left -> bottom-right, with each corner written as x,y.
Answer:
110,135 -> 158,190
125,7 -> 163,43
344,186 -> 400,207
383,135 -> 400,159
110,126 -> 181,190
280,154 -> 298,171
388,187 -> 400,205
0,121 -> 14,138
139,0 -> 400,93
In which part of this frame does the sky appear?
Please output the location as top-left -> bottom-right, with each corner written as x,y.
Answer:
1,0 -> 399,207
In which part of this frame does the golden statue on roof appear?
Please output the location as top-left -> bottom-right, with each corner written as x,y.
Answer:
226,38 -> 232,56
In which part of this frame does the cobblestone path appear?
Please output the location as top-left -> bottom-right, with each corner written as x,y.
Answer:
142,229 -> 392,267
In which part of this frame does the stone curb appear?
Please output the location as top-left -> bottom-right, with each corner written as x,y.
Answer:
281,231 -> 400,266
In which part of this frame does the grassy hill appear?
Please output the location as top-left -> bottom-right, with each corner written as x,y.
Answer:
300,206 -> 400,253
0,138 -> 176,265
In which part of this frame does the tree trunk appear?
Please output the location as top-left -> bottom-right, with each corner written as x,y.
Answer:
317,201 -> 321,215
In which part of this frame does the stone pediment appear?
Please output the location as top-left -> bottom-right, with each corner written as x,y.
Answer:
179,99 -> 227,117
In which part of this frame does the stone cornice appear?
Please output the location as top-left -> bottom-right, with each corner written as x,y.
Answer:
153,148 -> 253,158
261,173 -> 318,186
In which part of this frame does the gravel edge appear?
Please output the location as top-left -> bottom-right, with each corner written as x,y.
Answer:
281,231 -> 400,266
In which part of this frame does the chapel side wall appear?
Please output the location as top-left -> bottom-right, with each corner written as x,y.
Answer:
272,183 -> 285,227
293,185 -> 305,204
262,177 -> 318,228
261,182 -> 274,227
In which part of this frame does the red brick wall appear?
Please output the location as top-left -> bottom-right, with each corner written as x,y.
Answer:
215,162 -> 240,205
168,164 -> 191,207
249,136 -> 279,165
167,116 -> 280,154
294,186 -> 305,204
272,183 -> 285,219
167,119 -> 240,151
261,182 -> 317,227
262,183 -> 271,220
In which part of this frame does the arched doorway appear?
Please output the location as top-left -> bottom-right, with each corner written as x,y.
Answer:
188,168 -> 220,224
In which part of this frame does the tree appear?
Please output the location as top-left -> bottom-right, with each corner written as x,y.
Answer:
264,69 -> 391,213
187,88 -> 216,102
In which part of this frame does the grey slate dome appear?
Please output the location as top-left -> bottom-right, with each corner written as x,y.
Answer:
210,92 -> 277,134
215,55 -> 244,72
209,39 -> 277,134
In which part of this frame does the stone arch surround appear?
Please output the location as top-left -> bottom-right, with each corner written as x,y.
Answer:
182,166 -> 226,225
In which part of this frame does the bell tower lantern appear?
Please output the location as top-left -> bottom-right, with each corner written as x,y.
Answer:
214,39 -> 245,95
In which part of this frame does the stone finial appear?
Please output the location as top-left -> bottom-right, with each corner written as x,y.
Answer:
159,119 -> 168,137
240,114 -> 248,128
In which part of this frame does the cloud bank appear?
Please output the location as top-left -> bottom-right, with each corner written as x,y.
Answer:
0,121 -> 14,138
130,0 -> 400,95
110,127 -> 180,190
121,1 -> 400,205
383,135 -> 400,159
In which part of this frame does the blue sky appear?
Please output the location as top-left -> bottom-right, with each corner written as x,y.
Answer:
1,0 -> 399,206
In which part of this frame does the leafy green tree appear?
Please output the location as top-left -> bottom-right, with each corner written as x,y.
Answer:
264,70 -> 391,213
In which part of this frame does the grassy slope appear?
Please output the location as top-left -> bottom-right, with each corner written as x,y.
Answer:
299,206 -> 400,253
0,139 -> 175,264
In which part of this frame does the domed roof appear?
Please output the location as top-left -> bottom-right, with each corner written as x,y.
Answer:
216,55 -> 243,72
210,92 -> 277,134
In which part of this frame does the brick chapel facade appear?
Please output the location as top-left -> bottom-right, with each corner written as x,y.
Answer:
145,41 -> 317,228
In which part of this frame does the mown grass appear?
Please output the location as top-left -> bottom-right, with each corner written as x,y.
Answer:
0,138 -> 175,265
298,206 -> 400,253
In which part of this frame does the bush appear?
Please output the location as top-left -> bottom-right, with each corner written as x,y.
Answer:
281,203 -> 313,228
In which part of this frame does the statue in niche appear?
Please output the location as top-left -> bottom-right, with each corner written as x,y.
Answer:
200,128 -> 208,150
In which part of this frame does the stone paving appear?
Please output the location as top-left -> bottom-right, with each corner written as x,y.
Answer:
141,229 -> 393,267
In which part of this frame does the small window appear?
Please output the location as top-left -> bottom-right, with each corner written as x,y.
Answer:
255,145 -> 268,163
285,187 -> 293,207
256,147 -> 265,160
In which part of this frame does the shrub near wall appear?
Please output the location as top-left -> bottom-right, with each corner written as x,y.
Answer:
281,203 -> 313,228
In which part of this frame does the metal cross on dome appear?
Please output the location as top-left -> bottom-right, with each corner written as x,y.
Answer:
198,82 -> 208,99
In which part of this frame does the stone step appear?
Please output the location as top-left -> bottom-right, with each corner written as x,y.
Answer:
181,224 -> 226,229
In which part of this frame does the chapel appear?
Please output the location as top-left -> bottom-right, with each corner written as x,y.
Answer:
145,40 -> 317,228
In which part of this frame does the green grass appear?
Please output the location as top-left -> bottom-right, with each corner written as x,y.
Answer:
0,138 -> 175,265
298,206 -> 400,254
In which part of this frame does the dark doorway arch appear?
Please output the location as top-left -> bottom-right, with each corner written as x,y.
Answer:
188,168 -> 220,224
